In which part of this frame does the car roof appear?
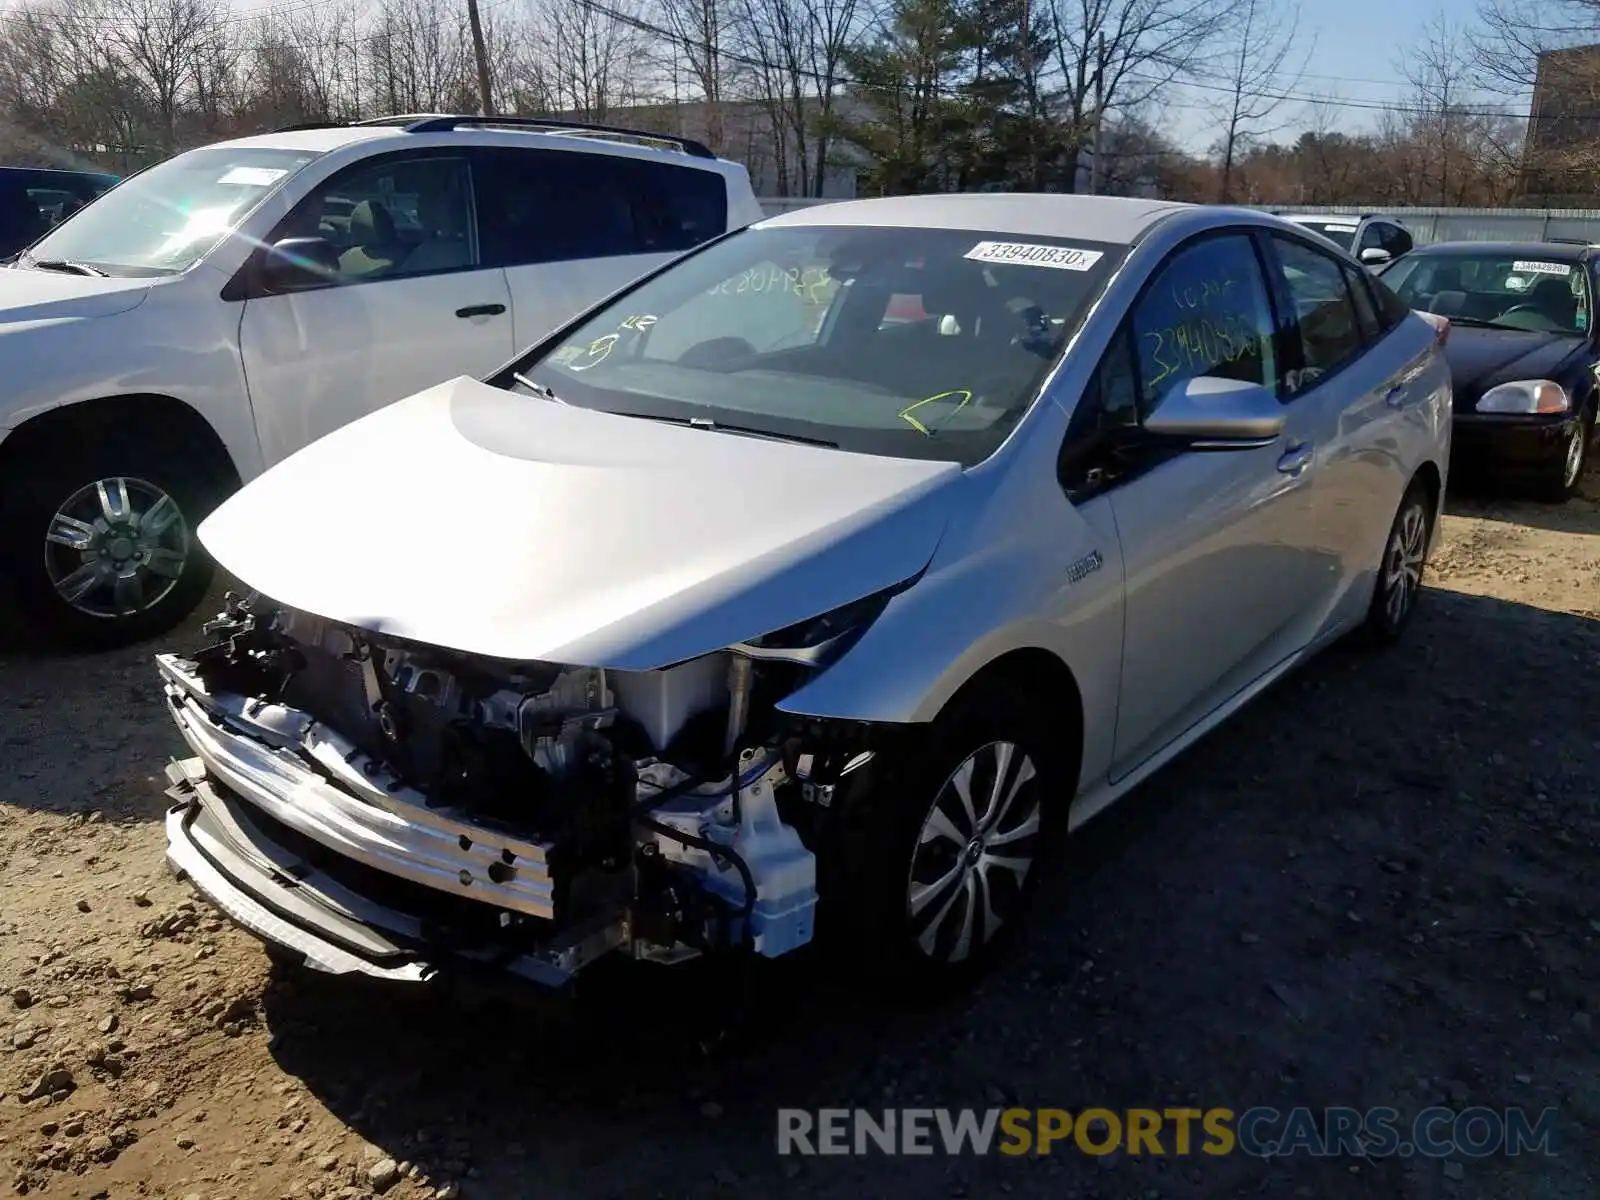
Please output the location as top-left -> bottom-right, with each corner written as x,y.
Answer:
756,193 -> 1196,243
1407,241 -> 1591,261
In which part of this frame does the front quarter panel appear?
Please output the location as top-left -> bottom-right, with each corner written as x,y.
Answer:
776,447 -> 1126,795
0,275 -> 262,479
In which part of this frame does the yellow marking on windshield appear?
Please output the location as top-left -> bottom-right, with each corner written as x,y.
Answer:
899,389 -> 973,436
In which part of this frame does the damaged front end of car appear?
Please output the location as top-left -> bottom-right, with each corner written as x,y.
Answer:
158,587 -> 896,992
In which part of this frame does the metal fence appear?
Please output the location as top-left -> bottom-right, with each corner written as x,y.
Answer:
757,197 -> 1600,244
1264,205 -> 1600,245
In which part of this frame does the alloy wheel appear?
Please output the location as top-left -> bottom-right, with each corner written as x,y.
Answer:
1383,501 -> 1427,629
42,476 -> 190,619
1562,423 -> 1586,490
906,740 -> 1042,964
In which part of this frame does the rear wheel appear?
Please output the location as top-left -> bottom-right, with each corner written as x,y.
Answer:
0,431 -> 224,650
1361,480 -> 1432,645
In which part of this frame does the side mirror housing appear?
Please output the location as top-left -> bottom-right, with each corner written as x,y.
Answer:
1143,376 -> 1285,446
1360,247 -> 1392,266
260,237 -> 339,293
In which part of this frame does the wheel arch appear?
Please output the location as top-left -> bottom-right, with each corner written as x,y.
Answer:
0,393 -> 242,491
929,645 -> 1088,793
1409,458 -> 1444,549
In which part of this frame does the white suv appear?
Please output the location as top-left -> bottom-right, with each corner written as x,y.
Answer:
0,114 -> 763,648
1283,213 -> 1415,269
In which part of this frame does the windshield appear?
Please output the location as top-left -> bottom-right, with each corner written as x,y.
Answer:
1294,220 -> 1358,251
1380,252 -> 1592,335
21,146 -> 321,276
510,225 -> 1126,466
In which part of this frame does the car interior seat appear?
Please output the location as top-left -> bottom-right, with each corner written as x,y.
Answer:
337,200 -> 402,277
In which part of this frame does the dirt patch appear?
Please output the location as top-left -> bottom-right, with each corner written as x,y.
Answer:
2,479 -> 1597,1200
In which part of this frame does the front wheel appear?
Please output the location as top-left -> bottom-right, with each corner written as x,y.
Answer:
1361,480 -> 1432,645
1536,410 -> 1592,503
0,433 -> 224,650
830,686 -> 1067,994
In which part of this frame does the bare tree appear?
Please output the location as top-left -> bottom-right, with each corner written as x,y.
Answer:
103,0 -> 230,152
283,1 -> 368,120
730,0 -> 863,195
1208,0 -> 1309,202
1396,15 -> 1483,205
368,0 -> 477,115
657,0 -> 734,149
523,0 -> 645,119
1047,0 -> 1231,193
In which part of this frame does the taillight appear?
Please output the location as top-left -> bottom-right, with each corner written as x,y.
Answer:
1418,310 -> 1450,347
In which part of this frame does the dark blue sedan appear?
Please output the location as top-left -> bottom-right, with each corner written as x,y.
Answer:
1378,241 -> 1599,501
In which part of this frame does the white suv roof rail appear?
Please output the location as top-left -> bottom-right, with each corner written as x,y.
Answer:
269,113 -> 717,159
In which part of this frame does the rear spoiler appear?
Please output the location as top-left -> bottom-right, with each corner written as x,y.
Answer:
1417,310 -> 1450,347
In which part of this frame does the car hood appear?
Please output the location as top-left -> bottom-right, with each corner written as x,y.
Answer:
198,377 -> 967,670
1442,326 -> 1587,408
0,266 -> 150,322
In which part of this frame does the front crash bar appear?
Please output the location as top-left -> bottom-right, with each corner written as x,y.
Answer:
164,758 -> 629,988
157,653 -> 558,920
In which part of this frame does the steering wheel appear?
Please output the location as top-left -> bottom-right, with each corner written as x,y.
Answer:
677,336 -> 756,368
1493,305 -> 1563,332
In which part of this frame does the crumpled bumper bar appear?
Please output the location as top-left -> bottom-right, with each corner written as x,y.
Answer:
157,653 -> 556,920
163,759 -> 625,987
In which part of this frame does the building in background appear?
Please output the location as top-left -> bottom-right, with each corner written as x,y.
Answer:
1519,44 -> 1600,205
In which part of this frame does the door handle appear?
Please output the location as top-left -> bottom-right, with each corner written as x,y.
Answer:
1276,442 -> 1314,476
455,303 -> 506,319
1384,384 -> 1406,408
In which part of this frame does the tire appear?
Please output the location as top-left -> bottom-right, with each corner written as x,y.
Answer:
0,428 -> 225,650
826,683 -> 1070,997
1536,407 -> 1593,503
1361,479 -> 1432,645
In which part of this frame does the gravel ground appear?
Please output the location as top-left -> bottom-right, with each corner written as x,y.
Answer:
1,476 -> 1597,1200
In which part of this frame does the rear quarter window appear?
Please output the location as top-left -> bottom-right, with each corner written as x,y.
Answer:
631,160 -> 729,251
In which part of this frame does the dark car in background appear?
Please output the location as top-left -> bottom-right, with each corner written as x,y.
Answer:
1378,241 -> 1599,501
0,166 -> 119,259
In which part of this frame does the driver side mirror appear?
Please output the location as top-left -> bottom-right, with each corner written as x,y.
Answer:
260,236 -> 339,293
1360,247 -> 1392,266
1143,376 -> 1285,447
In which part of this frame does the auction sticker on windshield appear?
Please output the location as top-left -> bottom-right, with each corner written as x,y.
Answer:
218,166 -> 288,186
964,241 -> 1104,271
1512,260 -> 1571,276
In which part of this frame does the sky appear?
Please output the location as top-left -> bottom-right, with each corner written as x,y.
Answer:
1163,0 -> 1527,150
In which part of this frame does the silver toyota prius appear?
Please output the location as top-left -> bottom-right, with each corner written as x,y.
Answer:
156,194 -> 1453,996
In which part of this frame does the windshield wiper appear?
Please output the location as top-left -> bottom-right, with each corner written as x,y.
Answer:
512,372 -> 568,403
613,410 -> 839,449
29,258 -> 109,277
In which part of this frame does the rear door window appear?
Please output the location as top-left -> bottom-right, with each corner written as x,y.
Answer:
1270,235 -> 1366,393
